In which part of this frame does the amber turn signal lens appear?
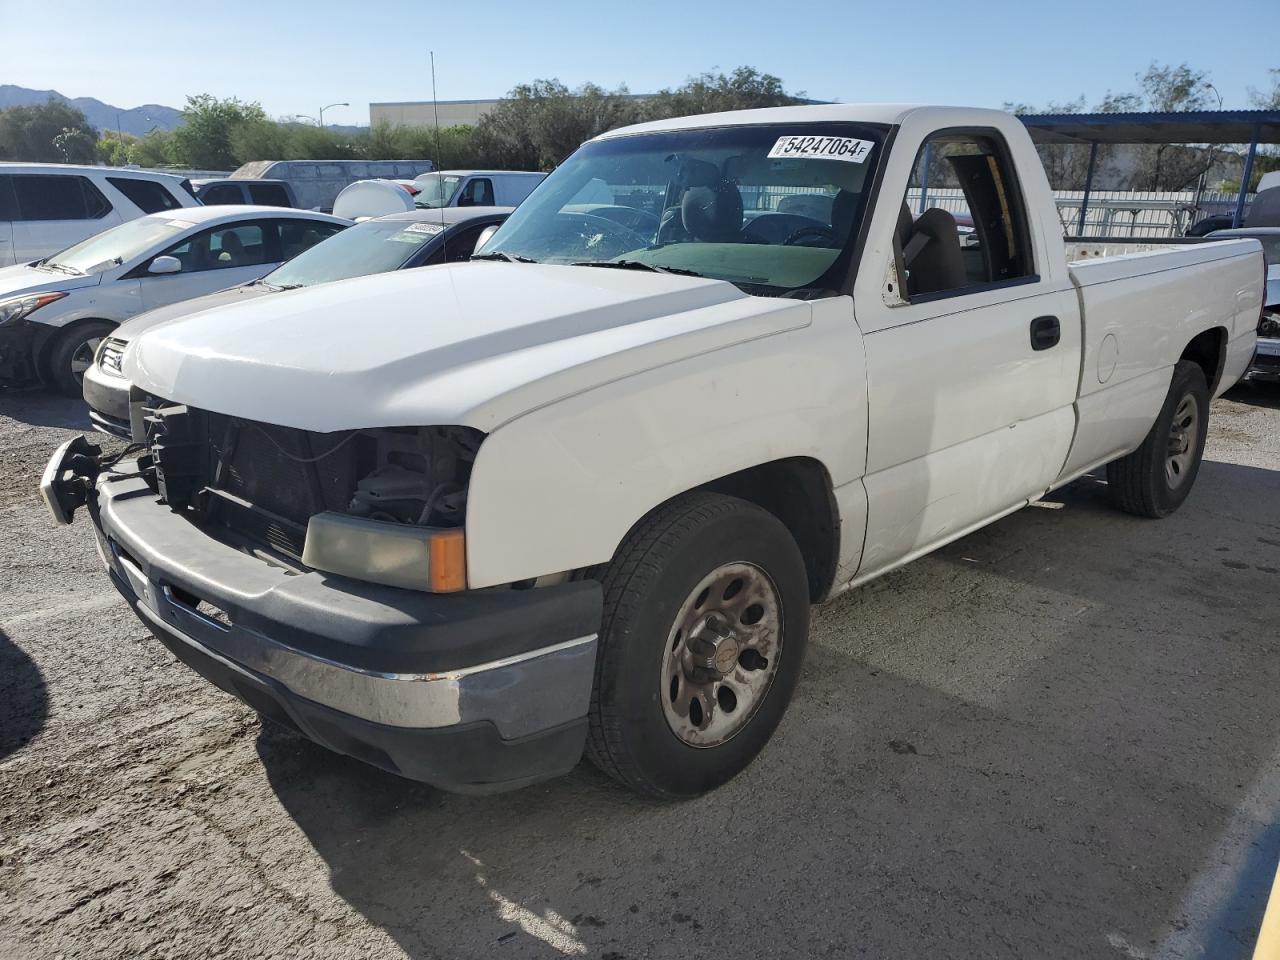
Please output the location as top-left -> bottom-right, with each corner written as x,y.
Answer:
429,529 -> 467,593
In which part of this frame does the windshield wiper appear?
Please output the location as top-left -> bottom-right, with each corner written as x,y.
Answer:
571,260 -> 704,278
472,252 -> 539,264
38,261 -> 85,276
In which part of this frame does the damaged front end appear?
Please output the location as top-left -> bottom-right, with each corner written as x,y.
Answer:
44,398 -> 486,592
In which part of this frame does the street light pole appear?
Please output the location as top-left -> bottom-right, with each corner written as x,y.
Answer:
318,102 -> 349,128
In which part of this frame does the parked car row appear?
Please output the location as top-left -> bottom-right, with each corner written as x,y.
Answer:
83,205 -> 510,435
0,206 -> 348,394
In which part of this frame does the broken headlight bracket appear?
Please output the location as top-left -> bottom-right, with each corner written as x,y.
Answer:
40,435 -> 103,526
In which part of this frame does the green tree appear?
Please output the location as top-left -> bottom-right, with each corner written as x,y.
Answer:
477,79 -> 639,169
132,129 -> 177,167
171,94 -> 267,169
645,67 -> 802,119
0,98 -> 98,162
97,131 -> 139,166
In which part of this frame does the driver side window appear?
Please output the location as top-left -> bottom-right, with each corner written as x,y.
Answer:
159,222 -> 267,273
894,130 -> 1035,302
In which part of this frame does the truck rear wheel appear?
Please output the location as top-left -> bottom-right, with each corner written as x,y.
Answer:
1106,359 -> 1209,518
586,492 -> 810,798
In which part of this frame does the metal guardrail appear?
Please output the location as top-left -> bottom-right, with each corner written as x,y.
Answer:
906,187 -> 1254,238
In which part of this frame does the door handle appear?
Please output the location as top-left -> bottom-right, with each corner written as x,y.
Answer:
1030,315 -> 1060,351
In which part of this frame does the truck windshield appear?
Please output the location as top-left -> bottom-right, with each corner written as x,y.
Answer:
44,216 -> 193,275
414,174 -> 464,209
479,123 -> 884,294
263,218 -> 441,288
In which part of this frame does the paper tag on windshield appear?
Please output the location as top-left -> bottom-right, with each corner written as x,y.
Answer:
390,222 -> 445,243
167,219 -> 196,229
767,136 -> 873,164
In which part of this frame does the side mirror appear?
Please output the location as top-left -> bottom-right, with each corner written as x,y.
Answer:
472,224 -> 500,255
148,255 -> 182,275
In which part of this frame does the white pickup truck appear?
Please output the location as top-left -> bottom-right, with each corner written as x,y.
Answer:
42,104 -> 1263,798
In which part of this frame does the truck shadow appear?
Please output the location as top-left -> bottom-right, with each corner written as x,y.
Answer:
254,459 -> 1280,959
1223,381 -> 1280,410
0,388 -> 91,431
0,629 -> 49,760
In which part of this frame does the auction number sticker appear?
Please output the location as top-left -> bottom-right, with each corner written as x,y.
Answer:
767,136 -> 874,163
390,222 -> 445,242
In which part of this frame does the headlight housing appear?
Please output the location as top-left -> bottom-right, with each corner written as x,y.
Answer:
302,513 -> 467,592
0,292 -> 68,327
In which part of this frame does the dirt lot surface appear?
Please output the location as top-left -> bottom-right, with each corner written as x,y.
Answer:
2,385 -> 1279,960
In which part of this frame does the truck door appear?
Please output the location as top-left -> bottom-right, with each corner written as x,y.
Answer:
854,127 -> 1081,577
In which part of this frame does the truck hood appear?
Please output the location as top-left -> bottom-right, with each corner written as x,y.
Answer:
125,262 -> 809,432
0,263 -> 100,300
113,283 -> 274,342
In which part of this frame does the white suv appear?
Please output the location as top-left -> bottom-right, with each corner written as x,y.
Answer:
0,164 -> 199,266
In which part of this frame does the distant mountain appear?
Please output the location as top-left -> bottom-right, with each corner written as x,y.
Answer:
0,85 -> 184,136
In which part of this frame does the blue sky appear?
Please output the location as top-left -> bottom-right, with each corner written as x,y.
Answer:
3,0 -> 1276,126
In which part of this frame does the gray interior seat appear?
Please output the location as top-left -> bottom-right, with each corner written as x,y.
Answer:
903,207 -> 966,295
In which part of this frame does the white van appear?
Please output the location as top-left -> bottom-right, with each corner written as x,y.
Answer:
413,170 -> 545,208
333,171 -> 547,220
0,164 -> 199,266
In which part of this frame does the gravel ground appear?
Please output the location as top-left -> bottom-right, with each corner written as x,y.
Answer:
2,385 -> 1279,960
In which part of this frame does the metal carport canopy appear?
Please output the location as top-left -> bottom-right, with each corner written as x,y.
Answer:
1018,110 -> 1280,146
1015,110 -> 1280,231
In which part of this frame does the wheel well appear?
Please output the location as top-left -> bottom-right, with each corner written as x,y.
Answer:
698,457 -> 839,603
34,318 -> 116,382
1181,327 -> 1227,394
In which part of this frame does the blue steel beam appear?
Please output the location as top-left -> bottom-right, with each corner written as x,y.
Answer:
1077,142 -> 1099,236
1233,126 -> 1260,228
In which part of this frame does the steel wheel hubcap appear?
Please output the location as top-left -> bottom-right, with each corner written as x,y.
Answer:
71,337 -> 103,380
1165,393 -> 1199,489
660,561 -> 783,748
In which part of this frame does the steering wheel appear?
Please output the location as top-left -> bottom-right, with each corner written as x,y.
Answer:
783,225 -> 840,247
546,212 -> 649,260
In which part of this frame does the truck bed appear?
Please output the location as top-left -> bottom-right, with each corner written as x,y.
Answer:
1054,237 -> 1262,484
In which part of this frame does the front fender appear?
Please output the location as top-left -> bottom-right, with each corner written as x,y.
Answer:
464,298 -> 868,588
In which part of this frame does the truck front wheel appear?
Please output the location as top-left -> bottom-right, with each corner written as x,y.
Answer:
586,492 -> 810,798
1106,359 -> 1210,518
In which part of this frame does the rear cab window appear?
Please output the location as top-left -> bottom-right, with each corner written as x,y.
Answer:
11,174 -> 112,221
248,183 -> 291,207
199,183 -> 246,205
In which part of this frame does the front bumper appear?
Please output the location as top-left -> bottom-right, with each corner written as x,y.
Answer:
0,320 -> 41,384
82,360 -> 134,439
90,468 -> 602,793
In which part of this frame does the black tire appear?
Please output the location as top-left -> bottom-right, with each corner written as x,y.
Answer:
49,321 -> 114,398
1106,359 -> 1210,518
586,491 -> 810,799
